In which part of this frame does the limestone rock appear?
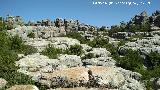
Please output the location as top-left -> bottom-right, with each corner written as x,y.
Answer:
89,48 -> 111,57
82,57 -> 116,67
58,54 -> 82,68
0,78 -> 7,89
88,66 -> 125,88
41,67 -> 89,87
119,36 -> 160,55
7,85 -> 39,90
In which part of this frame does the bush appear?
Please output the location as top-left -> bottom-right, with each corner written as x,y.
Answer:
116,49 -> 143,71
87,38 -> 109,48
103,43 -> 118,56
66,32 -> 89,44
81,53 -> 94,60
0,31 -> 11,49
10,35 -> 37,55
41,44 -> 62,59
0,48 -> 18,71
65,44 -> 83,56
27,32 -> 35,38
146,52 -> 160,68
0,31 -> 39,89
19,45 -> 38,55
10,35 -> 23,50
0,71 -> 35,89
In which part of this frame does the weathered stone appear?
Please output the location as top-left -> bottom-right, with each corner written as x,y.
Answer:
41,67 -> 89,87
7,85 -> 39,90
82,57 -> 116,67
58,54 -> 82,68
88,66 -> 125,88
0,78 -> 7,89
89,48 -> 111,57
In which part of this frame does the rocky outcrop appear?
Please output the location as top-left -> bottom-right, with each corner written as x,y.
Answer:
0,78 -> 7,89
119,36 -> 160,55
58,54 -> 82,68
49,37 -> 80,49
88,48 -> 111,57
82,57 -> 116,67
15,53 -> 145,89
40,66 -> 125,88
25,37 -> 80,52
7,26 -> 67,39
7,85 -> 39,90
112,32 -> 134,39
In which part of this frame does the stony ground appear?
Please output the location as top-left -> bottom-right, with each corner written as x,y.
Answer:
0,37 -> 146,90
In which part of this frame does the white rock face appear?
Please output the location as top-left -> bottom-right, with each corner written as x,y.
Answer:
89,48 -> 111,57
0,78 -> 7,89
119,36 -> 160,55
7,26 -> 67,39
16,53 -> 59,69
88,66 -> 125,88
25,38 -> 50,52
49,37 -> 80,50
15,53 -> 145,89
7,85 -> 39,90
24,37 -> 81,52
82,57 -> 116,67
81,44 -> 92,52
58,54 -> 83,68
117,67 -> 145,90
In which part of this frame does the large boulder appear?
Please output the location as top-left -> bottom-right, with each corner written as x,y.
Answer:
88,66 -> 125,88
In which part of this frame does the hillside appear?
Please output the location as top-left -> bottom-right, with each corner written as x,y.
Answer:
0,10 -> 160,90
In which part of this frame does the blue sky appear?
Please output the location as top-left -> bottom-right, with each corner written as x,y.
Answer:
0,0 -> 160,27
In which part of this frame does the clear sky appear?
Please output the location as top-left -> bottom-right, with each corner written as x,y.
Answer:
0,0 -> 160,27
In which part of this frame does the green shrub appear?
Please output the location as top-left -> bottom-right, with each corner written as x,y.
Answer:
0,31 -> 39,89
116,49 -> 143,71
81,53 -> 94,60
27,32 -> 35,38
0,48 -> 18,71
10,35 -> 23,50
103,43 -> 118,56
0,31 -> 11,48
19,45 -> 37,55
10,35 -> 37,55
66,32 -> 89,44
87,38 -> 109,48
65,44 -> 84,56
0,71 -> 35,89
146,52 -> 160,68
41,44 -> 62,59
